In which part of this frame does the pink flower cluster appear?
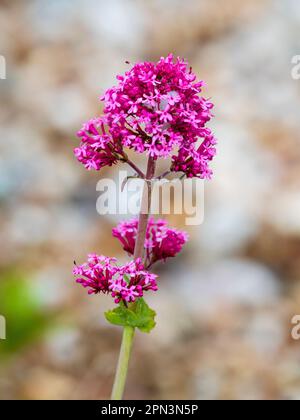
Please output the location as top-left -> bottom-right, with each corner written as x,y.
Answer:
171,128 -> 217,179
74,54 -> 217,179
112,217 -> 188,268
74,118 -> 123,171
73,254 -> 158,303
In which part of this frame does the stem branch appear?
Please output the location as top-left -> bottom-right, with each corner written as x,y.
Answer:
110,156 -> 156,400
126,159 -> 145,179
134,157 -> 156,260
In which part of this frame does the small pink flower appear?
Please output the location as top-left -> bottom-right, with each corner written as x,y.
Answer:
73,254 -> 118,295
171,129 -> 217,179
74,118 -> 122,171
113,217 -> 188,268
73,255 -> 158,303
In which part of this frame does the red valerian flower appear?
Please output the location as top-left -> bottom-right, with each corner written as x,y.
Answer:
112,217 -> 188,267
74,118 -> 122,171
171,128 -> 217,179
73,255 -> 158,303
74,54 -> 217,179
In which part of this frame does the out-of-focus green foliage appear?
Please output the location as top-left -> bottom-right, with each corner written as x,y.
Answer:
0,270 -> 50,358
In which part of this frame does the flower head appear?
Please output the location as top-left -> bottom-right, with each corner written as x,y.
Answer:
112,217 -> 188,267
112,259 -> 158,303
73,254 -> 118,295
171,128 -> 217,179
73,255 -> 158,303
75,54 -> 217,179
74,117 -> 123,171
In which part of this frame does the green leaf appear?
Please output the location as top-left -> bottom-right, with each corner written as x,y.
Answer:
123,274 -> 130,284
105,298 -> 156,333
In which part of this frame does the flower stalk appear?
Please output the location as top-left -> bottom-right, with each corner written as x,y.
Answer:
134,157 -> 156,260
111,157 -> 156,400
110,325 -> 135,400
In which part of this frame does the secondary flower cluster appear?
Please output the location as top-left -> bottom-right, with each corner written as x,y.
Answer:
74,118 -> 123,171
112,217 -> 188,268
74,54 -> 217,179
73,254 -> 158,303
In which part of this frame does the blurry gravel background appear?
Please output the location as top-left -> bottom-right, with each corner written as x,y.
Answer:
1,0 -> 300,400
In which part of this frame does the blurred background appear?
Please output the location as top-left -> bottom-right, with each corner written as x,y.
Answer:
0,0 -> 300,400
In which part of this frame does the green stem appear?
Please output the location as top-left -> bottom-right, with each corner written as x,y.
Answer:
111,325 -> 135,400
110,156 -> 156,400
